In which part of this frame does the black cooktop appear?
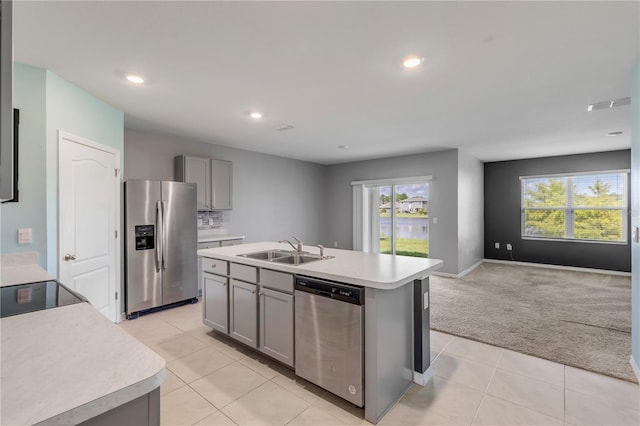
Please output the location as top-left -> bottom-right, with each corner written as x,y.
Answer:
0,280 -> 88,319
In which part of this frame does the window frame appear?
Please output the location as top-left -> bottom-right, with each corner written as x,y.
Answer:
520,170 -> 629,244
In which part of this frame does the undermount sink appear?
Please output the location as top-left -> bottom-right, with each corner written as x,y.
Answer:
238,249 -> 292,261
238,250 -> 333,265
271,253 -> 325,265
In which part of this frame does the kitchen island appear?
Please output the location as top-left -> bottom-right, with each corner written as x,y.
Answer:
198,241 -> 443,424
0,263 -> 165,425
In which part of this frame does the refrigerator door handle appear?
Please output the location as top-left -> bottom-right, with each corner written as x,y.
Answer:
162,200 -> 168,270
155,200 -> 162,272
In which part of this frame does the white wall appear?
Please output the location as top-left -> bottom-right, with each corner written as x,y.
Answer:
323,149 -> 463,275
124,129 -> 327,246
457,150 -> 484,271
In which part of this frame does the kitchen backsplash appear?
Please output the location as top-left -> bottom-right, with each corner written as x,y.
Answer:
197,210 -> 224,230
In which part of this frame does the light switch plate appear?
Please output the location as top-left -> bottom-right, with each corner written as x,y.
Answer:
18,228 -> 32,244
424,291 -> 429,310
633,226 -> 639,243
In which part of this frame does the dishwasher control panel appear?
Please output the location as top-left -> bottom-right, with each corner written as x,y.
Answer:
295,277 -> 364,305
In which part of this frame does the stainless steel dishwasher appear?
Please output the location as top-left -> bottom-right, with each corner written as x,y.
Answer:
294,276 -> 364,407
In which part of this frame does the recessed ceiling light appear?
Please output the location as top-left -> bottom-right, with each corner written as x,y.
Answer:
607,131 -> 623,136
338,145 -> 349,149
249,112 -> 263,119
126,75 -> 144,84
402,55 -> 423,68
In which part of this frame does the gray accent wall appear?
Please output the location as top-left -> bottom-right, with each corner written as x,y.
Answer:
484,150 -> 631,272
630,57 -> 639,376
324,149 -> 477,275
124,129 -> 327,246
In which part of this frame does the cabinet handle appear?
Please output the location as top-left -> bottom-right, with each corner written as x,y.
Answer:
259,291 -> 264,296
251,289 -> 256,294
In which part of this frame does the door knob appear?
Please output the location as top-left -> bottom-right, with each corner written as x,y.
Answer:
63,254 -> 77,261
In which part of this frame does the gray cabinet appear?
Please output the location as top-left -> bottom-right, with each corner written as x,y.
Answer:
175,155 -> 233,210
175,155 -> 210,210
203,273 -> 228,333
201,258 -> 228,328
229,279 -> 258,348
259,287 -> 294,366
210,159 -> 233,210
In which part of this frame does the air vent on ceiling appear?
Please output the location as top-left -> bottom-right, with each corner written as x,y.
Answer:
275,124 -> 295,131
587,97 -> 630,112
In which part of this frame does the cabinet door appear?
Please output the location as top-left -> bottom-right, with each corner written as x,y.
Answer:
259,287 -> 294,366
229,279 -> 257,347
203,273 -> 228,333
185,156 -> 211,210
210,159 -> 232,210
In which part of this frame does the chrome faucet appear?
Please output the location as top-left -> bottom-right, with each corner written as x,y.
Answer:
317,244 -> 325,258
292,236 -> 303,252
279,236 -> 303,253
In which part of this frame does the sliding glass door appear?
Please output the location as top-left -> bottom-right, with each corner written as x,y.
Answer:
362,181 -> 429,258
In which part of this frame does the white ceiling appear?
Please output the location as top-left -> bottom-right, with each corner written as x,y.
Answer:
13,1 -> 640,165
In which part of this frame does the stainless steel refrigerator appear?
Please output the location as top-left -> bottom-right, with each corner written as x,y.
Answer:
124,180 -> 198,318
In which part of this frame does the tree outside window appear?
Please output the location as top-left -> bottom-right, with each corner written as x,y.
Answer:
521,172 -> 627,242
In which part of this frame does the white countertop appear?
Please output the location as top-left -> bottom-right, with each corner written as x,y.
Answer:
198,234 -> 245,243
0,263 -> 54,287
0,303 -> 165,425
198,241 -> 443,289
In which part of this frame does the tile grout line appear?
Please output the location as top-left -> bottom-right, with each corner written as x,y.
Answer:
469,348 -> 504,424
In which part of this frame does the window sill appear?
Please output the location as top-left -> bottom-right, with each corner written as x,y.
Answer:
521,237 -> 628,245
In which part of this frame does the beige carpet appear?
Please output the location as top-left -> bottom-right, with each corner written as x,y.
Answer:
430,262 -> 636,383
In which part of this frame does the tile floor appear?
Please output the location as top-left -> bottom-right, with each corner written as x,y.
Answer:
119,302 -> 640,426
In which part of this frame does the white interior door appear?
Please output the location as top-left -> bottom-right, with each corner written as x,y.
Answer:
59,132 -> 120,322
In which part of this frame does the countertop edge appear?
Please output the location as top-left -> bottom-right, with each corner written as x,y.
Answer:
197,245 -> 443,289
39,367 -> 166,425
198,235 -> 245,243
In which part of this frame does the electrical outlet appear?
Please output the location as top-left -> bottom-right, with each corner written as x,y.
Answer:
494,242 -> 500,249
334,241 -> 338,247
506,243 -> 513,251
18,228 -> 32,244
433,217 -> 438,224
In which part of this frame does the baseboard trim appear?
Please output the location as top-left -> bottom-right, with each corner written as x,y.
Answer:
413,366 -> 433,386
432,260 -> 483,279
118,312 -> 126,323
483,258 -> 631,277
631,356 -> 640,383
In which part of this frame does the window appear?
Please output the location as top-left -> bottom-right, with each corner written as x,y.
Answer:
520,171 -> 628,243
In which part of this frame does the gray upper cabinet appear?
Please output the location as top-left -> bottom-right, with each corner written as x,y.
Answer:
210,159 -> 232,210
175,155 -> 232,210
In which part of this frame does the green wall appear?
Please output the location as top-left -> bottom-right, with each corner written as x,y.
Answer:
44,71 -> 124,276
0,63 -> 123,276
0,64 -> 47,267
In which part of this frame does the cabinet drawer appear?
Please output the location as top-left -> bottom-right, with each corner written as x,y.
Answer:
198,241 -> 221,250
230,263 -> 257,283
220,239 -> 242,247
202,258 -> 228,275
260,269 -> 294,294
